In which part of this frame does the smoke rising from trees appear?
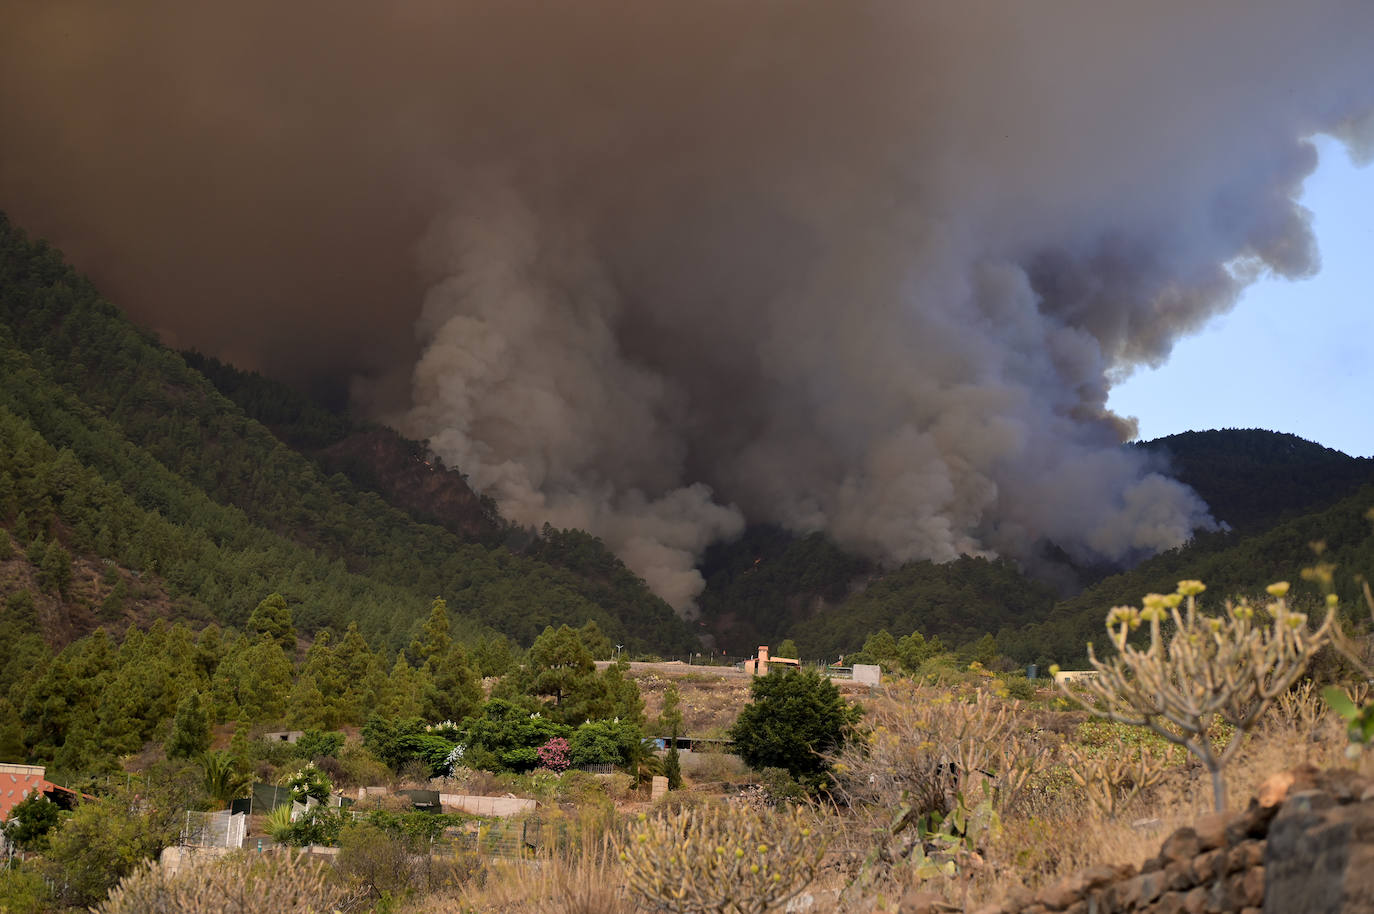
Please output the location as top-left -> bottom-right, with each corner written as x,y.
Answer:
4,2 -> 1372,609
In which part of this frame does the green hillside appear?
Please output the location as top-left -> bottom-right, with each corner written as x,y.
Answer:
1138,429 -> 1374,533
0,212 -> 697,655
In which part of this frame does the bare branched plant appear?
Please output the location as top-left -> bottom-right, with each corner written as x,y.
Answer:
1057,580 -> 1334,811
617,803 -> 826,914
1060,743 -> 1172,820
827,688 -> 1051,901
832,689 -> 1052,820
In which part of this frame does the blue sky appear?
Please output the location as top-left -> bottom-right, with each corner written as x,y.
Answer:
1108,135 -> 1374,457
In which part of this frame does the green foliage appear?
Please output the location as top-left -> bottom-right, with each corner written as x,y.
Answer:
361,715 -> 460,775
472,634 -> 516,678
37,788 -> 177,910
663,744 -> 683,790
1,792 -> 60,852
0,865 -> 48,914
0,211 -> 702,663
247,592 -> 296,654
283,762 -> 332,804
791,555 -> 1057,659
37,539 -> 72,596
293,728 -> 346,760
728,669 -> 862,789
166,691 -> 211,760
272,807 -> 346,847
656,683 -> 684,738
1324,683 -> 1374,749
568,718 -> 644,769
754,767 -> 807,806
454,700 -> 571,773
201,750 -> 252,809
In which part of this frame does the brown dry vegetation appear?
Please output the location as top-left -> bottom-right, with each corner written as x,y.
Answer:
362,668 -> 1369,913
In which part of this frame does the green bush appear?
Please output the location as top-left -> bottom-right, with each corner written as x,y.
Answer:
0,865 -> 48,914
728,669 -> 862,790
294,729 -> 346,760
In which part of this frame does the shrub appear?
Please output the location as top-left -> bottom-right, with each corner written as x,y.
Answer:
537,736 -> 571,772
568,718 -> 642,769
283,762 -> 333,804
728,668 -> 861,790
1,793 -> 60,852
294,729 -> 346,760
1057,580 -> 1333,810
619,803 -> 825,914
96,851 -> 354,913
275,807 -> 347,847
0,865 -> 48,914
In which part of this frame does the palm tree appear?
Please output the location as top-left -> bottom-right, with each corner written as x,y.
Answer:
201,750 -> 252,809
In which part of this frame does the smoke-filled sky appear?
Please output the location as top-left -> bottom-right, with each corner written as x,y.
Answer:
3,2 -> 1373,610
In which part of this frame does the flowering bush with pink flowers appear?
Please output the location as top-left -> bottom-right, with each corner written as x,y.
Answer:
537,737 -> 571,772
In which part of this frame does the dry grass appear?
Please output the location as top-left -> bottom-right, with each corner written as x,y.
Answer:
428,839 -> 636,914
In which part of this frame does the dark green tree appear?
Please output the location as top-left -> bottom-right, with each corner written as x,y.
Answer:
472,634 -> 516,677
578,619 -> 615,660
656,683 -> 684,738
409,597 -> 453,667
728,669 -> 861,789
247,592 -> 296,654
2,792 -> 60,852
166,690 -> 211,759
38,539 -> 72,597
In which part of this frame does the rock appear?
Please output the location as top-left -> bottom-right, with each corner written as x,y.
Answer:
1111,870 -> 1168,910
1181,885 -> 1208,914
1034,878 -> 1081,910
1193,812 -> 1230,851
1224,839 -> 1264,874
1238,866 -> 1264,907
1158,827 -> 1201,865
1224,799 -> 1281,844
1191,848 -> 1222,882
1257,769 -> 1297,807
1265,794 -> 1374,913
898,890 -> 957,914
1146,890 -> 1188,914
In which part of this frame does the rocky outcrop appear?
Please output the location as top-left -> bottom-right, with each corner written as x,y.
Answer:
960,766 -> 1374,914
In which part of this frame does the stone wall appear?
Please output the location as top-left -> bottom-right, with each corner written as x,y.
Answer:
905,766 -> 1374,914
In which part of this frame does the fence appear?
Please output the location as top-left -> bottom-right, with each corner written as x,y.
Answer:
181,810 -> 247,849
445,817 -> 573,860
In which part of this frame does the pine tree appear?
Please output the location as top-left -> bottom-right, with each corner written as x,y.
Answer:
39,539 -> 72,597
166,691 -> 211,759
247,592 -> 296,655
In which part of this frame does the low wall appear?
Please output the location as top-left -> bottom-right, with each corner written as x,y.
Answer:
914,766 -> 1374,914
440,794 -> 537,817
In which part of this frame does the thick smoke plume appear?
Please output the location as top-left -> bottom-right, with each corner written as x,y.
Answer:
3,2 -> 1373,609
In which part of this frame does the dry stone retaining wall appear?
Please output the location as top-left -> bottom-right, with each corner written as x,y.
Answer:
904,766 -> 1374,914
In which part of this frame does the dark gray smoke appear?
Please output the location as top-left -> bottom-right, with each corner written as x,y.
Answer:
3,2 -> 1372,609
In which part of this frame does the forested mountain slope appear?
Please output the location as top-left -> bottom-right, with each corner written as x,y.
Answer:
1002,480 -> 1374,666
0,213 -> 697,654
1138,429 -> 1374,534
701,430 -> 1374,665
